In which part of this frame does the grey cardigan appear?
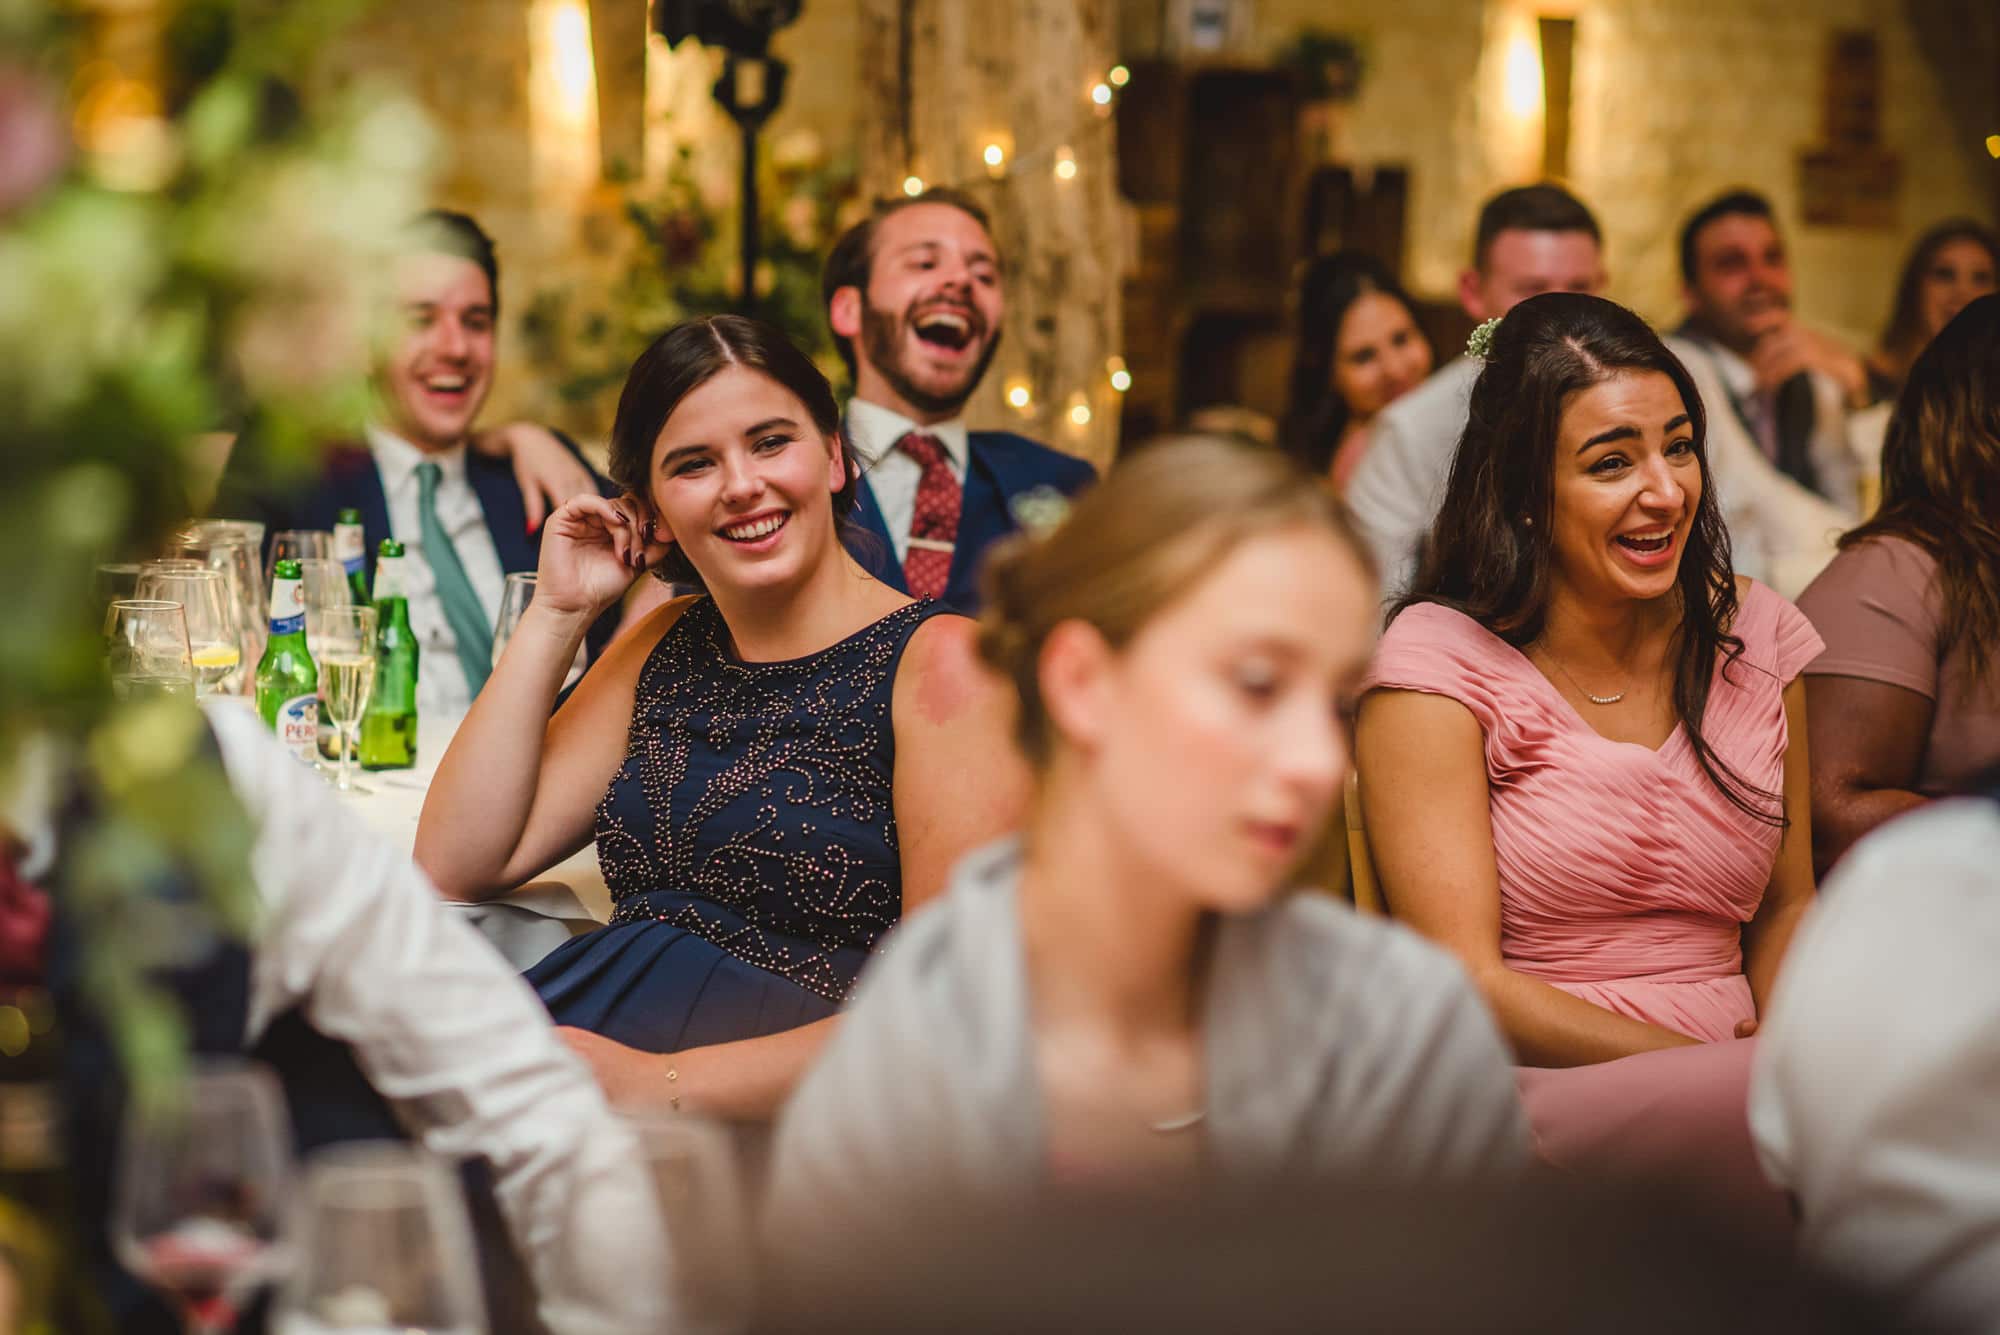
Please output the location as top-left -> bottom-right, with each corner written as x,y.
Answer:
764,840 -> 1530,1250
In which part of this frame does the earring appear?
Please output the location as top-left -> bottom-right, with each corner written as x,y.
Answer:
1521,515 -> 1534,528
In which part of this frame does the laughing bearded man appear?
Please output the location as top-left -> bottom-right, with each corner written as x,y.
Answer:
822,189 -> 1096,612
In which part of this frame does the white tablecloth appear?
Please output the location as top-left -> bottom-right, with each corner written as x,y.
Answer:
336,710 -> 610,968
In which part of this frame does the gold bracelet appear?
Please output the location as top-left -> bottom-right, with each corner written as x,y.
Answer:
664,1063 -> 680,1112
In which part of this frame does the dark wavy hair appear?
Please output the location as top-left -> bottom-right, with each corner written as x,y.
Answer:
1394,292 -> 1781,825
1282,251 -> 1432,475
1875,218 -> 1999,387
606,315 -> 861,591
1842,293 -> 2000,678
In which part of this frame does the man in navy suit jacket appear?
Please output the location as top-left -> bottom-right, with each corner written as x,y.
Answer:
217,210 -> 616,716
823,188 -> 1096,612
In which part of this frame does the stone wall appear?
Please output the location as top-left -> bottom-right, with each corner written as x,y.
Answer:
1248,0 -> 1997,341
315,0 -> 1994,439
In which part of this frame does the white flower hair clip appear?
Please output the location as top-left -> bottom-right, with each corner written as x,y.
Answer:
1464,316 -> 1503,362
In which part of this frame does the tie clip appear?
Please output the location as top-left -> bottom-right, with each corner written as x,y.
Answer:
907,537 -> 956,553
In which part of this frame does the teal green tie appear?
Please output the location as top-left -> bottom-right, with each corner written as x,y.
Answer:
415,460 -> 493,696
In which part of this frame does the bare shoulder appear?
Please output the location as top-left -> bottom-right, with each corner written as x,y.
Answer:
1359,683 -> 1482,739
892,612 -> 1004,728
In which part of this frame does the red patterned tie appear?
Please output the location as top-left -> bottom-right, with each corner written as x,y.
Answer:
897,431 -> 961,599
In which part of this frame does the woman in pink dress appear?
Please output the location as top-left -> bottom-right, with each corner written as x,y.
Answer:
1355,293 -> 1820,1224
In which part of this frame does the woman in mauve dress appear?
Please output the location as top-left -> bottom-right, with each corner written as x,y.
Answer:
1357,293 -> 1819,1231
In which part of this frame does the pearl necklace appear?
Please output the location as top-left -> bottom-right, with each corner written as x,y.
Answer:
1544,653 -> 1627,706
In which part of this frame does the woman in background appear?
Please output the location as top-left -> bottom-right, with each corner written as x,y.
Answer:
1865,219 -> 1997,402
1800,295 -> 2000,875
1283,252 -> 1435,492
765,438 -> 1526,1264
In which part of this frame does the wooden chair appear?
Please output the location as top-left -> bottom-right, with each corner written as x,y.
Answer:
1344,772 -> 1385,916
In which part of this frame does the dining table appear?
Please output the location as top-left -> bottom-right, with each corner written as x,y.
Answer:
334,708 -> 609,969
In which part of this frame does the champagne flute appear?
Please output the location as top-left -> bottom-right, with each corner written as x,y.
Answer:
136,566 -> 239,696
316,606 -> 377,794
104,600 -> 195,702
111,1059 -> 296,1335
270,1144 -> 485,1335
267,531 -> 332,588
300,559 -> 356,765
490,573 -> 537,671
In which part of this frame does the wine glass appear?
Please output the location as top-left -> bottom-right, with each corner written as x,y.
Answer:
315,606 -> 376,794
111,1059 -> 295,1335
267,531 -> 332,587
270,1143 -> 485,1335
490,573 -> 537,671
185,518 -> 266,555
104,600 -> 195,702
136,566 -> 239,697
624,1112 -> 752,1331
96,562 -> 146,609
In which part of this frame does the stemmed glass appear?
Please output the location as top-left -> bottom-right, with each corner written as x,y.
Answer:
104,600 -> 195,702
96,562 -> 146,609
270,1144 -> 485,1335
625,1112 -> 752,1331
490,573 -> 537,671
299,560 -> 355,764
136,565 -> 239,696
267,531 -> 332,587
111,1059 -> 296,1335
315,606 -> 377,794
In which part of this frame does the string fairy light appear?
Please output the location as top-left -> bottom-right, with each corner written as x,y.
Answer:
887,64 -> 1132,444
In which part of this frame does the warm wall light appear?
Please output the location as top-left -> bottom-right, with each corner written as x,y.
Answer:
1068,396 -> 1093,427
1090,82 -> 1113,106
982,143 -> 1005,167
1053,146 -> 1077,181
1005,380 -> 1034,411
529,0 -> 601,193
1503,23 -> 1542,120
1108,65 -> 1131,87
1988,134 -> 2000,159
902,174 -> 926,196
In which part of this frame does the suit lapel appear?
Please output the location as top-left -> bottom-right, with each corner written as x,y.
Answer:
843,454 -> 908,594
467,455 -> 535,575
946,435 -> 1013,608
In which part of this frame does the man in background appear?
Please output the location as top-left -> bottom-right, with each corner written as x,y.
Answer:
823,188 -> 1096,612
1666,190 -> 1862,593
1343,184 -> 1606,595
217,210 -> 615,717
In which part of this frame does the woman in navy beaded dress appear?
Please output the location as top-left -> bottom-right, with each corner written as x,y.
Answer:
418,316 -> 1024,1120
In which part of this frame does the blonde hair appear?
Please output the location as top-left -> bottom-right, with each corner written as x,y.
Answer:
977,437 -> 1372,764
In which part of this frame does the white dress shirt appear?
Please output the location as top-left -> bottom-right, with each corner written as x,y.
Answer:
1750,797 -> 2000,1331
844,398 -> 970,565
1341,356 -> 1482,598
199,700 -> 679,1330
366,426 -> 507,721
1662,336 -> 1854,599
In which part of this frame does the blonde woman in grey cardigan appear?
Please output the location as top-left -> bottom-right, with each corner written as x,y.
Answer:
764,439 -> 1530,1257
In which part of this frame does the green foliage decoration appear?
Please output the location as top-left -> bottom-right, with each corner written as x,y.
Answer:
0,0 -> 430,1113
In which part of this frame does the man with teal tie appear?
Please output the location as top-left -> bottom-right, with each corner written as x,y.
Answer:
218,210 -> 617,718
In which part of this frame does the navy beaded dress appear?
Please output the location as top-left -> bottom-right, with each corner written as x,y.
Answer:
526,596 -> 947,1051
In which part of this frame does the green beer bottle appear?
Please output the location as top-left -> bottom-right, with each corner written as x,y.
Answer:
360,538 -> 419,770
333,506 -> 371,604
256,557 -> 320,762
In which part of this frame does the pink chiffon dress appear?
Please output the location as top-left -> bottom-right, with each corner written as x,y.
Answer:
1363,581 -> 1822,1223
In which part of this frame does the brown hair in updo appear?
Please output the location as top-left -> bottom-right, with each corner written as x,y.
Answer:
977,436 -> 1372,765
